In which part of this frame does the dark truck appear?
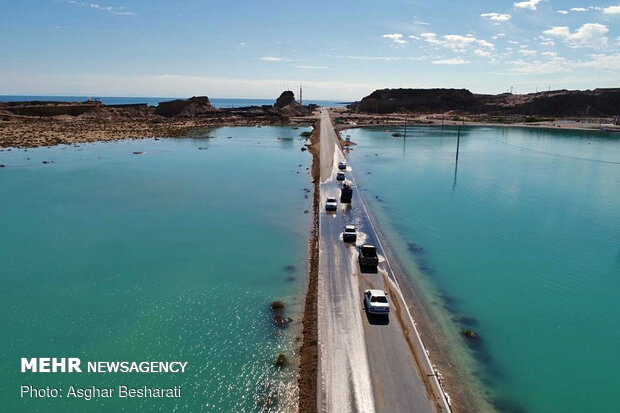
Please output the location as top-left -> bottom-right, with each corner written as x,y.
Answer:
340,183 -> 353,203
358,245 -> 379,269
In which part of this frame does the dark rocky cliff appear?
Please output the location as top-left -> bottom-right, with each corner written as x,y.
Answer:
356,88 -> 620,117
272,91 -> 312,116
357,88 -> 476,114
154,96 -> 217,117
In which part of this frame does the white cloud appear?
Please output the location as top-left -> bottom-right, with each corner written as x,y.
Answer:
418,33 -> 493,52
481,12 -> 512,21
330,55 -> 402,61
539,36 -> 556,46
442,34 -> 477,50
544,26 -> 570,37
408,35 -> 420,40
474,49 -> 492,57
260,56 -> 283,62
576,53 -> 620,69
477,39 -> 495,48
382,33 -> 406,44
570,7 -> 587,12
420,32 -> 442,44
294,65 -> 328,70
514,0 -> 542,11
602,4 -> 620,14
432,58 -> 470,65
509,56 -> 569,74
519,49 -> 538,56
557,10 -> 569,14
543,23 -> 608,49
66,0 -> 134,15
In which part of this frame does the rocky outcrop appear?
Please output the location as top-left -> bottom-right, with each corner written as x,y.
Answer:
274,91 -> 296,108
154,96 -> 217,118
356,87 -> 620,117
272,91 -> 312,116
357,88 -> 476,114
0,101 -> 101,117
478,88 -> 620,116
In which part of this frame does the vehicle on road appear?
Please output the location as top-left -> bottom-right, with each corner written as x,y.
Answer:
364,290 -> 390,315
336,171 -> 345,181
358,244 -> 379,269
338,161 -> 347,170
343,225 -> 357,243
340,183 -> 353,203
325,197 -> 338,212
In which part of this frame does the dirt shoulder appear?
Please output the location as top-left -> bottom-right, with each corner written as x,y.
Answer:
297,120 -> 320,413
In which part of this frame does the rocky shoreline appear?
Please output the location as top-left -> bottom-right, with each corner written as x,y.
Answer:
0,92 -> 316,148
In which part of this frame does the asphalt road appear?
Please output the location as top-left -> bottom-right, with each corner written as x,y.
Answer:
316,108 -> 450,413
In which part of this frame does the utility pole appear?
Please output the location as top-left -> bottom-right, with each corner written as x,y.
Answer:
455,126 -> 461,163
299,84 -> 303,105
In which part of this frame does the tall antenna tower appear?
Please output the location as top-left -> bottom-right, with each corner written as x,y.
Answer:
299,84 -> 303,105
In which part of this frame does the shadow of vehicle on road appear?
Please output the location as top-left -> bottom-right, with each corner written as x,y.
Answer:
359,264 -> 378,274
364,311 -> 390,325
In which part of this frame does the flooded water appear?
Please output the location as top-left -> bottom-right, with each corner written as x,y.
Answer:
346,126 -> 620,412
0,126 -> 312,411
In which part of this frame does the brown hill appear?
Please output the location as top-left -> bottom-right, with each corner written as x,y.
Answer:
356,88 -> 620,117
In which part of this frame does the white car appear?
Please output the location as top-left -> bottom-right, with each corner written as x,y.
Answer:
364,290 -> 390,315
338,161 -> 347,170
325,197 -> 338,212
342,225 -> 357,242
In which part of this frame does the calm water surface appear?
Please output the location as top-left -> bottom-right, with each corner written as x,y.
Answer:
0,126 -> 312,411
346,126 -> 620,412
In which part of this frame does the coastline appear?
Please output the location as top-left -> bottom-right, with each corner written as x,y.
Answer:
2,103 -> 617,149
0,115 -> 316,149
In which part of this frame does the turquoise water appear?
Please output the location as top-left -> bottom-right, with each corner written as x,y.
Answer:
0,126 -> 312,411
346,126 -> 620,412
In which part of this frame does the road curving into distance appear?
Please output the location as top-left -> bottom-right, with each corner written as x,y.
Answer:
316,108 -> 452,413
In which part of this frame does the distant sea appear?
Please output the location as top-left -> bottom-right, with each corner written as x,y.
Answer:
0,95 -> 348,108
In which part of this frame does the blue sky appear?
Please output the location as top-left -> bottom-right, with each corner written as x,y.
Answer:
1,0 -> 619,100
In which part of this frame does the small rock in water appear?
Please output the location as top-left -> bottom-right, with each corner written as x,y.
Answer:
462,328 -> 479,340
283,265 -> 296,273
0,164 -> 5,168
274,354 -> 288,368
132,151 -> 144,155
408,242 -> 424,252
